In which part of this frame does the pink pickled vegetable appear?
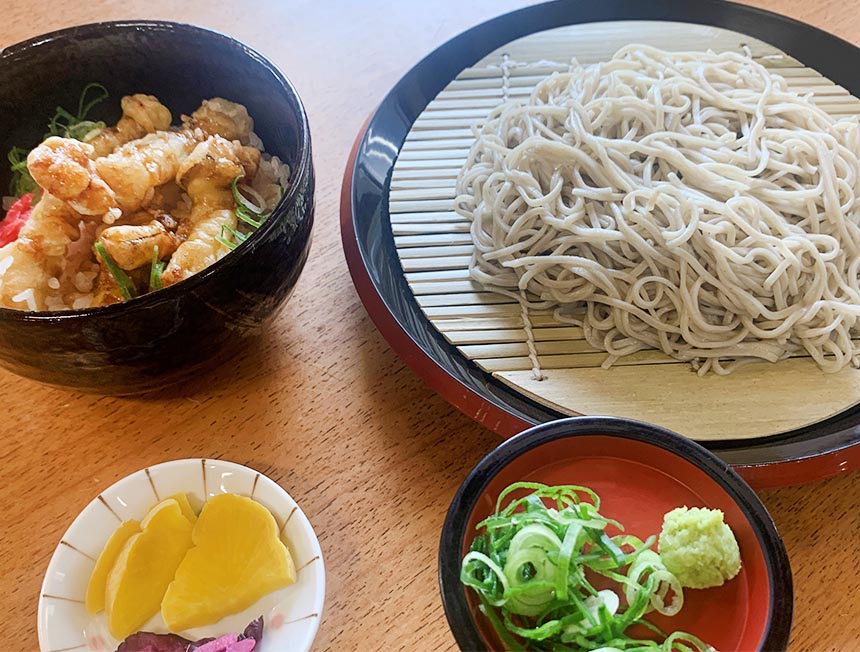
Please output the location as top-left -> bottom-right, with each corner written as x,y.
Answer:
191,633 -> 238,652
0,193 -> 33,246
225,640 -> 256,652
115,617 -> 262,652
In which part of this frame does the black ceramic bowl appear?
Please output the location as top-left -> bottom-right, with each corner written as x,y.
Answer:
439,417 -> 793,651
0,21 -> 313,393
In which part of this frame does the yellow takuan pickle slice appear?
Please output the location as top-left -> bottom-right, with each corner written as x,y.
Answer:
161,493 -> 297,631
104,498 -> 194,639
85,519 -> 141,615
169,492 -> 198,525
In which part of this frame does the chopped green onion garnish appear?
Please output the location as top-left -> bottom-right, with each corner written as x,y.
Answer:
7,147 -> 37,197
222,223 -> 247,243
149,245 -> 164,291
95,242 -> 137,300
77,83 -> 109,122
216,223 -> 239,250
231,176 -> 266,217
235,206 -> 262,229
460,482 -> 710,652
46,83 -> 109,140
215,235 -> 237,251
6,83 -> 109,199
229,175 -> 277,240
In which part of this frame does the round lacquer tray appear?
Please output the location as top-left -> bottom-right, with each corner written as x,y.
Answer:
341,0 -> 860,489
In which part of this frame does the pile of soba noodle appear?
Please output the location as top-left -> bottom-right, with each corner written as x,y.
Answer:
455,44 -> 860,376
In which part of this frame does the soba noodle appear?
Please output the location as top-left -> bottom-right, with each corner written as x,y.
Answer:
455,45 -> 860,376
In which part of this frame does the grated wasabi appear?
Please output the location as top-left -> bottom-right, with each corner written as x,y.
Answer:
658,507 -> 741,590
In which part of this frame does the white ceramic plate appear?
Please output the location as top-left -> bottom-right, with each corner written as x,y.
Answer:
37,458 -> 325,652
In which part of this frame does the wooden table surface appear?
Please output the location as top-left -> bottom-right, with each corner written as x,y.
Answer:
2,1 -> 859,651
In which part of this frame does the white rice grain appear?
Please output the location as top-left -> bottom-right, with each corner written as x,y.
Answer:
44,295 -> 67,311
12,288 -> 36,311
0,255 -> 14,277
248,130 -> 265,151
74,271 -> 97,293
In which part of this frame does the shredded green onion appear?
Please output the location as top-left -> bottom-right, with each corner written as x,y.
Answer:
7,83 -> 109,199
77,83 -> 109,124
215,234 -> 237,251
46,83 -> 109,141
7,147 -> 37,197
95,242 -> 137,300
460,482 -> 712,652
236,206 -> 262,229
149,245 -> 164,292
231,176 -> 266,216
216,175 -> 277,250
223,223 -> 248,243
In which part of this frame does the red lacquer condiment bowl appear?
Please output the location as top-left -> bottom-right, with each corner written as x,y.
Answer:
439,417 -> 793,651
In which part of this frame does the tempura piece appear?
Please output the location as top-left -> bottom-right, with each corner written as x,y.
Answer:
2,92 -> 284,311
0,194 -> 82,310
28,99 -> 253,221
98,219 -> 180,271
27,138 -> 118,219
161,136 -> 259,286
90,261 -> 124,307
86,94 -> 173,158
94,130 -> 204,214
146,183 -> 184,214
183,98 -> 253,145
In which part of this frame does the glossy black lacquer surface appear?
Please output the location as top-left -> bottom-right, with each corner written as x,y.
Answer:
438,417 -> 794,652
0,21 -> 313,393
348,0 -> 860,466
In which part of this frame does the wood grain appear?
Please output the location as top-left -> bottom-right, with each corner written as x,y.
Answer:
0,2 -> 858,652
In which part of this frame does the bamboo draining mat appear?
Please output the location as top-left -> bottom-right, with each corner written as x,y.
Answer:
389,21 -> 860,441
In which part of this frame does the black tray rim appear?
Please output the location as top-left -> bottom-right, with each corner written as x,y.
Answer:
346,0 -> 860,471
